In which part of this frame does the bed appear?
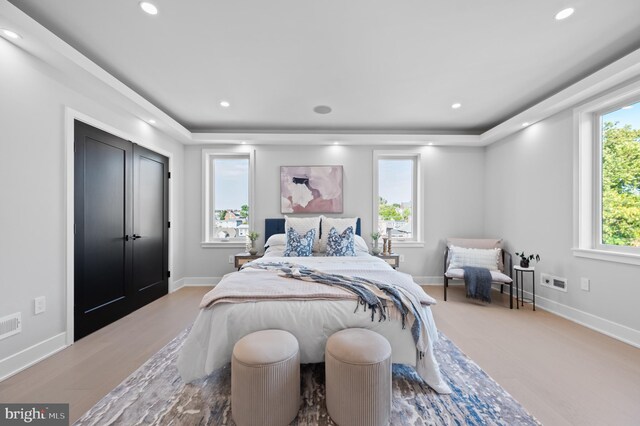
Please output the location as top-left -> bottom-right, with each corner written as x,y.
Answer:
177,218 -> 451,394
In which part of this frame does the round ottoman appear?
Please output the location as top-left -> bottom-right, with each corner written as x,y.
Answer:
325,328 -> 392,426
231,329 -> 300,426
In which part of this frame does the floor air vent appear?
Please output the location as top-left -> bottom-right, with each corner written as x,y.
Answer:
0,312 -> 21,340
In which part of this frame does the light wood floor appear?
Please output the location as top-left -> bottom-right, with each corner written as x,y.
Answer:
1,285 -> 639,425
426,284 -> 640,426
0,287 -> 210,423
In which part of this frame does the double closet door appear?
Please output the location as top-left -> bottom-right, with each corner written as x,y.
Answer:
74,120 -> 169,341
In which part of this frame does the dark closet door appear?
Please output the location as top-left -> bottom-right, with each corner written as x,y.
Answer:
132,145 -> 169,308
74,121 -> 133,340
74,121 -> 169,341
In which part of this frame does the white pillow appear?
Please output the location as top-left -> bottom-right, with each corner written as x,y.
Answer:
354,235 -> 369,253
264,233 -> 286,249
320,216 -> 358,252
448,246 -> 500,271
284,215 -> 321,251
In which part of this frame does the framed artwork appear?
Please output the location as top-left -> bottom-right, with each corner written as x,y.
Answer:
280,166 -> 343,213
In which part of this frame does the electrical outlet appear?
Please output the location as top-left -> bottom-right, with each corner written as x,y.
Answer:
228,255 -> 234,264
541,273 -> 552,287
580,277 -> 590,291
399,254 -> 405,262
34,296 -> 46,315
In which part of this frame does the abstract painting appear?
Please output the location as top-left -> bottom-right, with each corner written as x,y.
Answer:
281,166 -> 343,213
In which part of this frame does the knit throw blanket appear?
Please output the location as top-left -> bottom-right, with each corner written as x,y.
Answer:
462,266 -> 493,303
243,262 -> 430,354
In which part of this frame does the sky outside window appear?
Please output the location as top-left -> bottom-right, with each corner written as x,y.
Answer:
214,158 -> 248,210
379,159 -> 413,205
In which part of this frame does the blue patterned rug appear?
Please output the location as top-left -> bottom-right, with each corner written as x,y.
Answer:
75,329 -> 540,425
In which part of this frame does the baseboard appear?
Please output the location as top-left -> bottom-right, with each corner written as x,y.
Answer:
181,277 -> 221,287
0,332 -> 68,382
169,278 -> 184,293
520,289 -> 640,349
413,276 -> 444,285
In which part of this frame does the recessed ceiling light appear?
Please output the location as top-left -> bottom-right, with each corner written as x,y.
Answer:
1,29 -> 21,39
139,2 -> 158,15
555,8 -> 574,20
451,103 -> 462,109
220,100 -> 230,108
314,105 -> 332,114
522,122 -> 530,127
241,141 -> 247,144
148,119 -> 156,124
622,105 -> 633,110
333,141 -> 339,145
427,142 -> 434,146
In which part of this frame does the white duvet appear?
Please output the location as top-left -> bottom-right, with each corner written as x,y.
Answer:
177,253 -> 451,394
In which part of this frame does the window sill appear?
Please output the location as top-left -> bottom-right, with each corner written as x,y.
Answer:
201,241 -> 247,249
572,248 -> 640,266
389,241 -> 425,248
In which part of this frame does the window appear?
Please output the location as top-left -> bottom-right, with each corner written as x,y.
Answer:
598,102 -> 640,249
202,150 -> 254,246
373,151 -> 422,245
574,80 -> 640,264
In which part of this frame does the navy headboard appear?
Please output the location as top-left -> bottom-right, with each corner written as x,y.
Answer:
265,218 -> 361,242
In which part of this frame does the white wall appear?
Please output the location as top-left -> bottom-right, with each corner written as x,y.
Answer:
183,144 -> 486,281
485,109 -> 640,340
0,38 -> 185,365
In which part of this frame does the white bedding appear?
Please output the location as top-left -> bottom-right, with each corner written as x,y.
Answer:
177,254 -> 451,394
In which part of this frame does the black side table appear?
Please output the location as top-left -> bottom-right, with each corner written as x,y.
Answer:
513,266 -> 535,311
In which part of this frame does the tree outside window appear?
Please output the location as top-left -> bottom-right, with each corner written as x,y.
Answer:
600,102 -> 640,247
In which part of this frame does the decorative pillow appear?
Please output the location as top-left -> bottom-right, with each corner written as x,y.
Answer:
283,227 -> 316,257
319,216 -> 358,252
447,238 -> 504,271
285,215 -> 321,251
264,233 -> 286,249
447,245 -> 501,271
326,226 -> 356,257
353,235 -> 369,253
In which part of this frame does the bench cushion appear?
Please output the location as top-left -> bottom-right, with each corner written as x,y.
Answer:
445,268 -> 512,284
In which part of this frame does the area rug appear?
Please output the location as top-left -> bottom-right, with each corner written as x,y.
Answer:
75,329 -> 540,425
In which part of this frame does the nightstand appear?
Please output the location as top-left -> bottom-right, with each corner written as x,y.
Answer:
378,254 -> 400,269
234,253 -> 263,270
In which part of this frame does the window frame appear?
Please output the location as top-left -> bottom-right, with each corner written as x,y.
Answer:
201,149 -> 255,247
372,150 -> 423,247
574,79 -> 640,265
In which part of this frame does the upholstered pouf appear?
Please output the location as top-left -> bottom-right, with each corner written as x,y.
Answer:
325,328 -> 392,426
231,329 -> 300,426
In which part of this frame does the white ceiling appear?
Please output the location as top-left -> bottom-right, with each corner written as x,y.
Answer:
6,0 -> 640,134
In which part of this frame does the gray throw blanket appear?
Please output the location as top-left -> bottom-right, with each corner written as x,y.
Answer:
462,266 -> 493,302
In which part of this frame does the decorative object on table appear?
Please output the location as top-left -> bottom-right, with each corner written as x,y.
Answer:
371,232 -> 381,255
75,328 -> 541,426
280,166 -> 343,213
514,251 -> 540,268
382,236 -> 389,255
247,231 -> 259,255
386,227 -> 393,254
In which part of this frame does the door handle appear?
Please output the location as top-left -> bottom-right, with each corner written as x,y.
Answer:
132,234 -> 142,240
124,234 -> 129,241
